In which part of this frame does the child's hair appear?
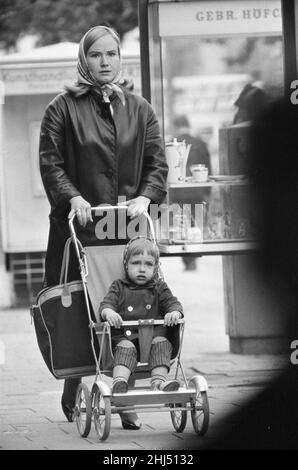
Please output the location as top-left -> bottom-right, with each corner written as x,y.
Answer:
123,237 -> 160,269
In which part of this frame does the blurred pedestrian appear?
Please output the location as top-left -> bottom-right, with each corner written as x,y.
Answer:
172,115 -> 211,175
204,97 -> 298,450
233,82 -> 266,124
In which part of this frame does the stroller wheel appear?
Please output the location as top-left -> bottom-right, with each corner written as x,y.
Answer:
92,384 -> 111,441
191,390 -> 209,436
170,404 -> 187,432
74,383 -> 92,438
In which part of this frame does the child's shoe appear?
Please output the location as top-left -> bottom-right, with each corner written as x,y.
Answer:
112,379 -> 128,394
160,380 -> 180,392
151,379 -> 180,391
151,380 -> 162,391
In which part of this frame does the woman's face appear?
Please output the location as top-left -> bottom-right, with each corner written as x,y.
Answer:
86,34 -> 120,85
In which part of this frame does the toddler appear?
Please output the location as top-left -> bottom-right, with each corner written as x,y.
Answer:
99,237 -> 183,394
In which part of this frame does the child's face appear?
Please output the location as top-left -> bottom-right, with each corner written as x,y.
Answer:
127,251 -> 156,285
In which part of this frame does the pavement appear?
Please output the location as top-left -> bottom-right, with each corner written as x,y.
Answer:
0,256 -> 289,452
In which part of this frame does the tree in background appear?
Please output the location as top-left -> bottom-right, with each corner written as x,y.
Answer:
0,0 -> 138,51
0,0 -> 35,51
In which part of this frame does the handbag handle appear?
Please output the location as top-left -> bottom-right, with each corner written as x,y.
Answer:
59,237 -> 84,308
59,237 -> 84,285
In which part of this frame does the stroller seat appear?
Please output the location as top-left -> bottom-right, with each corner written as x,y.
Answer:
84,244 -> 181,374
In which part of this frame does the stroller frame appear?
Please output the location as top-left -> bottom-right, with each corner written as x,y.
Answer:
69,206 -> 210,441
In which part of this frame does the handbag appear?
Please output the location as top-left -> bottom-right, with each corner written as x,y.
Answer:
31,237 -> 98,379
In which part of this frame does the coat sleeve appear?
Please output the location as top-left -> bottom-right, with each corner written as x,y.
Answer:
139,103 -> 168,204
98,280 -> 122,319
39,95 -> 81,209
158,281 -> 184,316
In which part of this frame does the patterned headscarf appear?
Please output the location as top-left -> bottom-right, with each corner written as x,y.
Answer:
68,26 -> 125,105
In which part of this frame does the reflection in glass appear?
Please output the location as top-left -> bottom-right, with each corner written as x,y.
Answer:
162,36 -> 284,174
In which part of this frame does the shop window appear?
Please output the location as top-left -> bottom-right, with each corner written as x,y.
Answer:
145,0 -> 284,252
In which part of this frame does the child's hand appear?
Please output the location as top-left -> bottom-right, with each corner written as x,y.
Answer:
164,311 -> 182,326
102,309 -> 123,328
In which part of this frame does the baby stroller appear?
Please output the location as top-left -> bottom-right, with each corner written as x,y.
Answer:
68,206 -> 210,441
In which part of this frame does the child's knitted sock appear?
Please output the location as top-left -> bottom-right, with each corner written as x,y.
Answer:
150,366 -> 168,390
112,365 -> 131,393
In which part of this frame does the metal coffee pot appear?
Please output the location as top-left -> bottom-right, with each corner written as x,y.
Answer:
165,138 -> 192,183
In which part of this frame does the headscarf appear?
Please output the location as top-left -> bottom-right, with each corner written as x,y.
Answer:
66,25 -> 125,105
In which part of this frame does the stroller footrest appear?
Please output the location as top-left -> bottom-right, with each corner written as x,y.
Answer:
111,388 -> 197,406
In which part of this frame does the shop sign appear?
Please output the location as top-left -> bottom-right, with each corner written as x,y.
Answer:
0,59 -> 141,96
0,64 -> 76,96
159,0 -> 282,36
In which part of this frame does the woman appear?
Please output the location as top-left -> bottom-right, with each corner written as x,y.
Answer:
39,25 -> 168,429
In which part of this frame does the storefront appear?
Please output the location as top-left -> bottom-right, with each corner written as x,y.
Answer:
139,0 -> 295,353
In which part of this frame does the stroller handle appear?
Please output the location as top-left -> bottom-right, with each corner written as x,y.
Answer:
68,205 -> 157,243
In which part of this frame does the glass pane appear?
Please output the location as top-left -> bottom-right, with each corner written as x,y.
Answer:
155,1 -> 283,248
158,179 -> 257,244
162,35 -> 284,174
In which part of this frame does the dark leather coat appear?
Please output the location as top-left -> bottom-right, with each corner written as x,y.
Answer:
39,89 -> 168,285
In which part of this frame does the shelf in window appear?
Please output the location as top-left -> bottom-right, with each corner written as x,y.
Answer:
158,240 -> 258,256
168,178 -> 251,189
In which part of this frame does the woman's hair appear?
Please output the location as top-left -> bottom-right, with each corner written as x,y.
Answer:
123,238 -> 160,268
82,25 -> 120,56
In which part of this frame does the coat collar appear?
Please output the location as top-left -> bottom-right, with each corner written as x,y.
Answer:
121,276 -> 159,290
